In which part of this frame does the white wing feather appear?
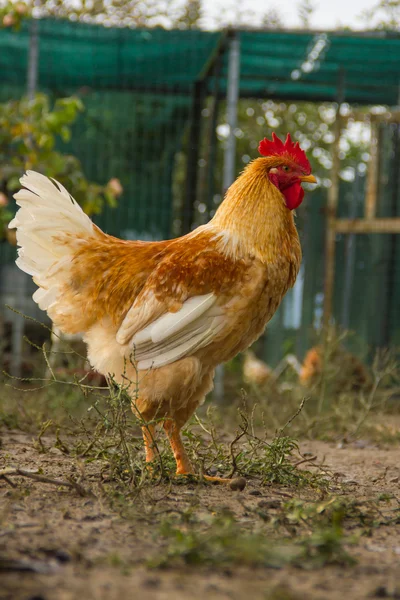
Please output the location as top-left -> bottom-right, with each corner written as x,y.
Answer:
10,170 -> 96,312
119,293 -> 226,370
133,293 -> 216,344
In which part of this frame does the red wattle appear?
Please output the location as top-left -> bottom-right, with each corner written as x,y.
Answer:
283,182 -> 304,210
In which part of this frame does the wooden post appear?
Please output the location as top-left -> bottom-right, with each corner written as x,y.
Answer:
322,110 -> 342,328
341,172 -> 360,329
323,68 -> 346,329
334,218 -> 400,234
382,122 -> 400,346
365,117 -> 379,219
321,105 -> 400,342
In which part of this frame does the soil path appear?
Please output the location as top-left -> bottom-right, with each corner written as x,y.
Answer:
1,429 -> 400,600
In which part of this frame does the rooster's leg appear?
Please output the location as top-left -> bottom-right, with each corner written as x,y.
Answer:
163,420 -> 236,484
142,424 -> 157,463
163,420 -> 194,475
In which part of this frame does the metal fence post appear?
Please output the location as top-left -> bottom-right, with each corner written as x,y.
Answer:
222,32 -> 240,194
214,31 -> 240,403
27,18 -> 39,99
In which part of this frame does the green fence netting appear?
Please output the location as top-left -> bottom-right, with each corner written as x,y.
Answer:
0,19 -> 221,246
235,31 -> 400,104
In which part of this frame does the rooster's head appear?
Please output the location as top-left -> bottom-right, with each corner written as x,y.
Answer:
258,133 -> 317,210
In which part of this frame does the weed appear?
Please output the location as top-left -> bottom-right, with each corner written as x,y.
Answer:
182,402 -> 329,490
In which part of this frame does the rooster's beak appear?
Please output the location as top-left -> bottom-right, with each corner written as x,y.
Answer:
300,174 -> 317,184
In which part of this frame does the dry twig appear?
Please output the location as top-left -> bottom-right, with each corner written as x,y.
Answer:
0,467 -> 93,497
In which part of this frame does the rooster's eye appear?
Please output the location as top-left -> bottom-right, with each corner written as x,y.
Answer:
282,165 -> 291,172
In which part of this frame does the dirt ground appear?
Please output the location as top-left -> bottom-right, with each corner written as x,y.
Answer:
1,427 -> 400,600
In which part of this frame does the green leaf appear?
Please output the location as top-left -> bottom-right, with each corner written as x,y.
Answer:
104,190 -> 118,208
38,133 -> 54,150
0,91 -> 120,217
60,126 -> 71,143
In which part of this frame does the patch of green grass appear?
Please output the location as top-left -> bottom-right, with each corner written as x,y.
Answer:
148,511 -> 298,570
148,490 -> 400,572
148,499 -> 359,571
280,497 -> 358,567
104,551 -> 132,575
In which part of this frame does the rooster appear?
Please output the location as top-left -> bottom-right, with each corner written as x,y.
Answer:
10,133 -> 316,482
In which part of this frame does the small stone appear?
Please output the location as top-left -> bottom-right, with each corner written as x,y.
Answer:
390,477 -> 399,483
54,550 -> 71,563
249,490 -> 262,496
372,586 -> 389,598
49,447 -> 63,456
142,577 -> 161,589
229,477 -> 246,491
366,544 -> 386,553
353,439 -> 370,449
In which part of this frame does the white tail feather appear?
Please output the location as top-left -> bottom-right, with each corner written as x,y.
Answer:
11,170 -> 96,312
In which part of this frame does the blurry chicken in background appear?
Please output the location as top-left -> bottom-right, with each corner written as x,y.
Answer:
243,350 -> 274,386
242,349 -> 301,391
243,344 -> 370,395
299,345 -> 371,393
10,133 -> 316,482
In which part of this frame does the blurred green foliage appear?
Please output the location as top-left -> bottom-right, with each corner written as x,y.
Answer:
0,0 -> 30,29
0,93 -> 122,240
361,0 -> 400,31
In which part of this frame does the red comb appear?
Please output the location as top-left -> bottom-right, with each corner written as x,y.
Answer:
258,133 -> 311,174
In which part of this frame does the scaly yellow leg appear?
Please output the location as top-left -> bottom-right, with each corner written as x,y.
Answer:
163,420 -> 194,475
142,424 -> 157,463
163,420 -> 234,483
